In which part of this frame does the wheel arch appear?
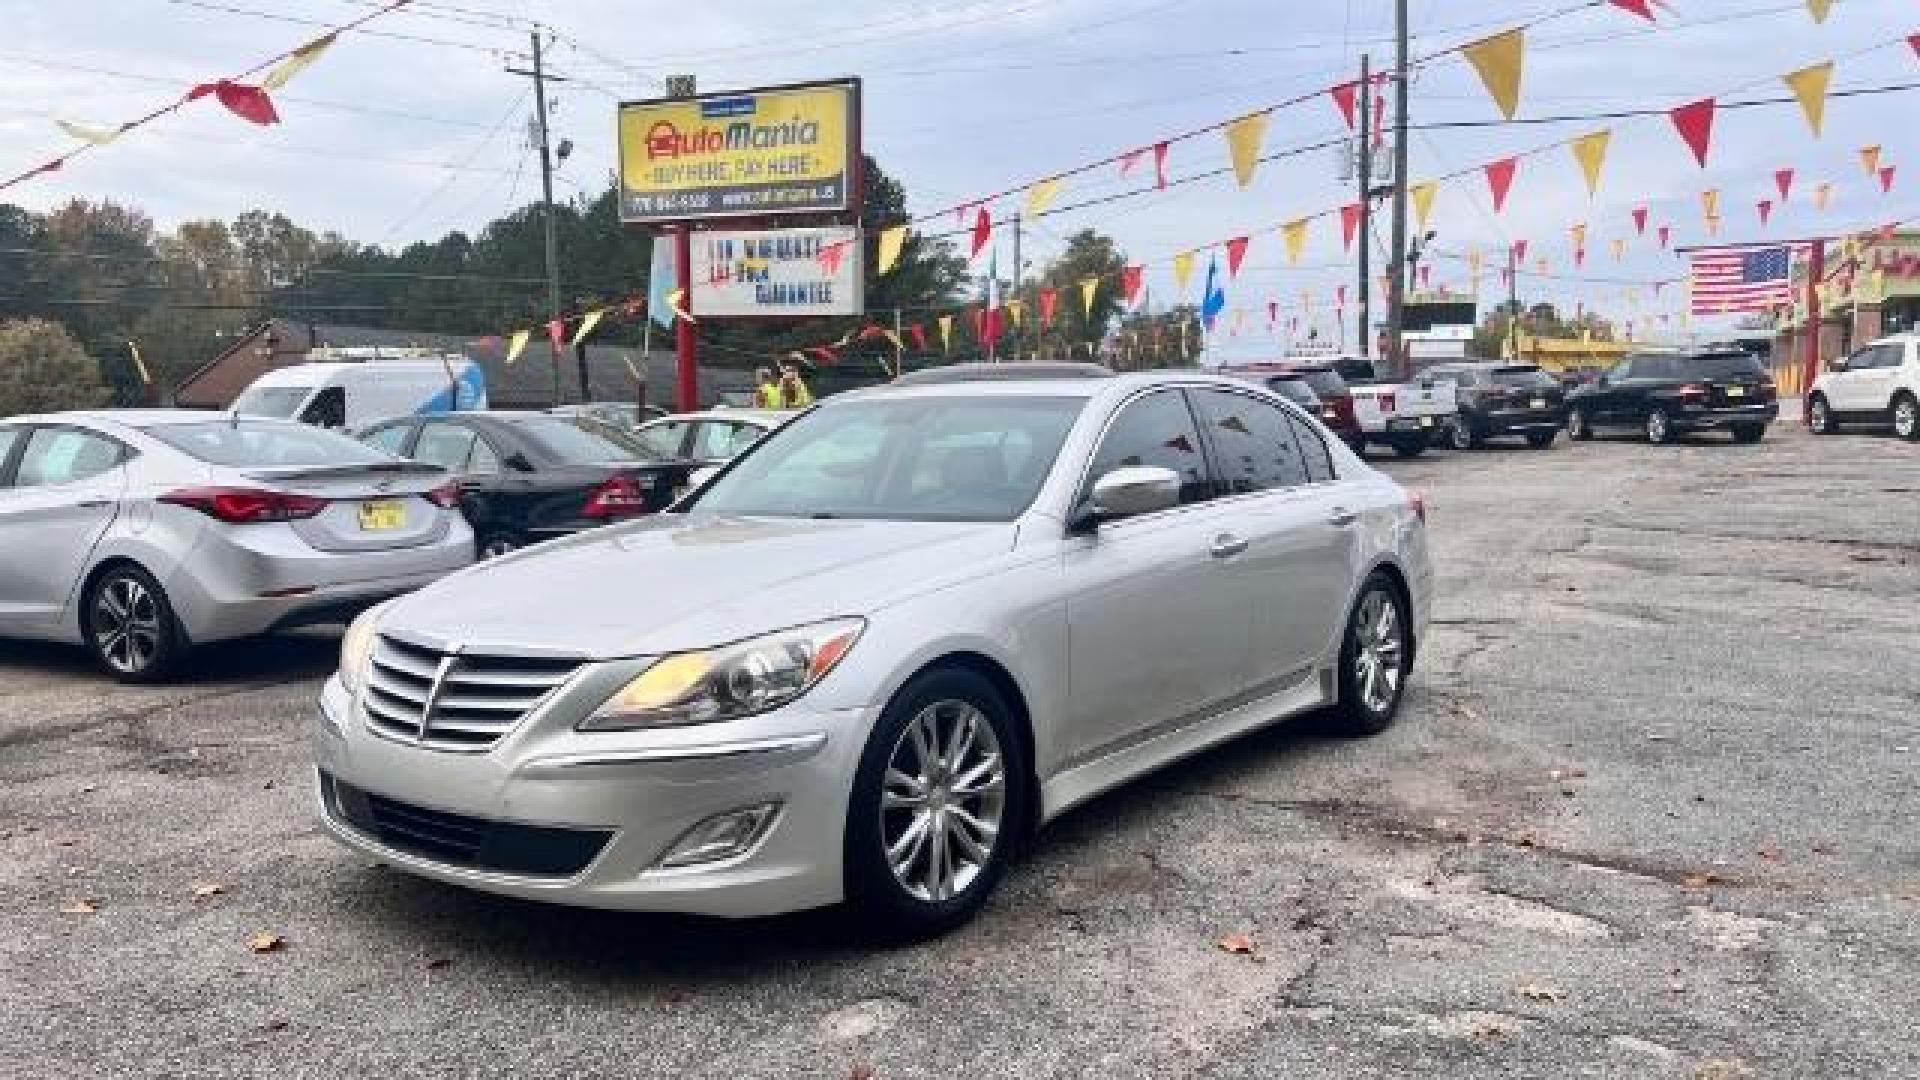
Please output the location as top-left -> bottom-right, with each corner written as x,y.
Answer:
896,649 -> 1042,846
74,555 -> 188,646
1359,558 -> 1417,666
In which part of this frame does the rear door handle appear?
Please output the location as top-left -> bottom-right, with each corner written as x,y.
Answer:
1327,506 -> 1359,527
1210,533 -> 1249,559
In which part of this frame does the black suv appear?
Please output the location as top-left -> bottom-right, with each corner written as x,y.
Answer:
1426,362 -> 1565,450
1566,351 -> 1777,445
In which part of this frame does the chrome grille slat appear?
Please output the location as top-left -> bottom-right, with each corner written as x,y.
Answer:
361,636 -> 583,751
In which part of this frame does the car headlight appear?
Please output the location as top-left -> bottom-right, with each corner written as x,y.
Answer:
338,603 -> 387,693
581,618 -> 864,731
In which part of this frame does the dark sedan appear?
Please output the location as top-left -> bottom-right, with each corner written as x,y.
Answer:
1566,351 -> 1777,445
1426,362 -> 1565,449
357,412 -> 691,558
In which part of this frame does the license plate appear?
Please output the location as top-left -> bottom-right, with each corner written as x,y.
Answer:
357,499 -> 406,531
1724,385 -> 1746,398
1531,398 -> 1547,410
1419,415 -> 1434,427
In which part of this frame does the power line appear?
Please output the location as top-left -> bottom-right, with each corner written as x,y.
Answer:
156,0 -> 519,57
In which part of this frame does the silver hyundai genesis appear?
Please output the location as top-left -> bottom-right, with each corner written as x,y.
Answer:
314,366 -> 1432,937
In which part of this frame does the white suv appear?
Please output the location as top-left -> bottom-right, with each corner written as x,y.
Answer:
1809,334 -> 1920,441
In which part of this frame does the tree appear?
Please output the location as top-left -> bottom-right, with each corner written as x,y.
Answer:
1037,229 -> 1127,358
0,319 -> 109,414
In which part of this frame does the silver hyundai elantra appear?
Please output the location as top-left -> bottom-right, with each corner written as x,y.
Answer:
314,366 -> 1432,937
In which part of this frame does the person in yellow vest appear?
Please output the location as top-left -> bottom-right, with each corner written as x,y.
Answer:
778,362 -> 814,409
753,366 -> 783,409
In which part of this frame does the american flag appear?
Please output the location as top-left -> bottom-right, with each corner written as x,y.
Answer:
1689,245 -> 1800,314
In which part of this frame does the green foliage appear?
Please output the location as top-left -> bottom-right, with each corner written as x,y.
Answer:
0,319 -> 109,415
1037,229 -> 1127,355
1470,302 -> 1615,359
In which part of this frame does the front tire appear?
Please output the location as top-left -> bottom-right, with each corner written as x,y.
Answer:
1731,423 -> 1767,444
1646,407 -> 1676,445
1567,409 -> 1593,441
844,667 -> 1029,940
1525,431 -> 1557,449
1809,394 -> 1835,434
477,534 -> 520,559
1893,393 -> 1920,442
1390,433 -> 1429,458
1450,417 -> 1483,451
1324,574 -> 1411,738
83,564 -> 183,683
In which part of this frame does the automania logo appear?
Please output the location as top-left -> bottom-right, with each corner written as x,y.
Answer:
646,116 -> 823,161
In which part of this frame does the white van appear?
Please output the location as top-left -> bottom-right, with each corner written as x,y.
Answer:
231,352 -> 487,430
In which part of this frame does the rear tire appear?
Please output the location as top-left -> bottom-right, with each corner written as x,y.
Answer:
1731,423 -> 1766,444
83,563 -> 184,683
1449,418 -> 1483,451
1324,574 -> 1411,738
1390,433 -> 1429,458
1525,431 -> 1557,449
1809,394 -> 1835,435
1893,393 -> 1920,442
844,667 -> 1029,941
477,534 -> 520,559
1567,409 -> 1593,441
1646,408 -> 1676,445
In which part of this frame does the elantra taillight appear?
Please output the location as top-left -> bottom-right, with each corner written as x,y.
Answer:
160,487 -> 328,523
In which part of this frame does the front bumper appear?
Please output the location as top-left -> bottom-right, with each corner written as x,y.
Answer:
311,673 -> 866,917
1481,407 -> 1564,434
1673,402 -> 1777,430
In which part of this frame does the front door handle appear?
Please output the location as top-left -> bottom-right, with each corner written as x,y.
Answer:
1327,506 -> 1359,527
1210,533 -> 1249,559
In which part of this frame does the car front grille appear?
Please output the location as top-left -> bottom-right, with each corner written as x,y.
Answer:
321,772 -> 611,878
362,635 -> 582,752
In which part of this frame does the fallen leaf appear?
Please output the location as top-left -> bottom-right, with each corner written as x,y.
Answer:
1757,847 -> 1783,863
59,899 -> 99,915
1516,982 -> 1562,1003
191,882 -> 224,900
1681,872 -> 1721,889
848,1065 -> 877,1080
1510,831 -> 1539,848
1216,932 -> 1256,955
263,1019 -> 289,1032
424,956 -> 450,970
247,932 -> 285,954
78,784 -> 96,794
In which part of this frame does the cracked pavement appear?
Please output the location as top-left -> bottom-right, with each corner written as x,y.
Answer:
3,416 -> 1917,1078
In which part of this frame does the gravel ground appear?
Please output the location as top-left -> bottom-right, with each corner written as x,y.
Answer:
3,414 -> 1917,1079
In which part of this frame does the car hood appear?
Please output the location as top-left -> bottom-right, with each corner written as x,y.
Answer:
380,514 -> 1018,658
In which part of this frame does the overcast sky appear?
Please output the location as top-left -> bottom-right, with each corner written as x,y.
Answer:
4,0 -> 1915,355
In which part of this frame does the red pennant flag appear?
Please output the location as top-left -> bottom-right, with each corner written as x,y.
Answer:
1608,0 -> 1655,19
1657,225 -> 1672,249
1484,156 -> 1518,213
1668,97 -> 1716,167
1330,82 -> 1358,129
1775,168 -> 1795,202
1372,92 -> 1386,148
1909,33 -> 1920,60
909,324 -> 927,351
190,80 -> 280,126
982,305 -> 1003,343
1153,141 -> 1169,190
1631,205 -> 1648,235
970,207 -> 992,259
858,324 -> 889,341
1267,300 -> 1279,323
1500,268 -> 1513,288
1118,148 -> 1144,177
1880,165 -> 1897,194
1336,285 -> 1347,308
1340,203 -> 1363,250
808,346 -> 839,364
1039,287 -> 1059,327
1122,264 -> 1144,304
1224,237 -> 1250,278
546,319 -> 565,354
1574,248 -> 1586,269
1878,221 -> 1898,242
1758,199 -> 1773,226
1512,238 -> 1529,263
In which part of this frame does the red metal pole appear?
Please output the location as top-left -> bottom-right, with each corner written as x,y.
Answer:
1801,238 -> 1824,425
674,225 -> 698,412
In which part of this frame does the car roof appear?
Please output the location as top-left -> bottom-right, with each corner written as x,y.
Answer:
643,409 -> 786,426
2,408 -> 268,429
841,368 -> 1277,406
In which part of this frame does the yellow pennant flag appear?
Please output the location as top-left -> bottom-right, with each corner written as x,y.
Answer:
1462,28 -> 1525,120
666,288 -> 696,324
1700,189 -> 1720,221
876,226 -> 908,275
1282,219 -> 1308,265
1814,181 -> 1833,210
57,120 -> 125,145
1025,177 -> 1063,217
1006,298 -> 1025,328
262,33 -> 337,92
1806,0 -> 1832,22
570,307 -> 606,347
505,329 -> 531,365
1783,62 -> 1833,138
1172,250 -> 1196,291
1079,277 -> 1100,318
1571,129 -> 1610,197
127,340 -> 150,385
1223,111 -> 1270,188
1570,223 -> 1587,251
1411,182 -> 1438,232
1610,237 -> 1626,262
1860,145 -> 1881,176
937,315 -> 953,353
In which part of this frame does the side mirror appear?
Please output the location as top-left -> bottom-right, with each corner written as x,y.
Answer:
687,465 -> 721,490
1084,466 -> 1181,526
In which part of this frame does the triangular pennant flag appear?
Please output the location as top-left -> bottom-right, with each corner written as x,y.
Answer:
1283,219 -> 1308,265
1631,205 -> 1648,235
1775,168 -> 1795,202
1573,248 -> 1586,269
262,32 -> 336,91
1172,251 -> 1196,292
1119,148 -> 1144,177
1909,33 -> 1920,61
1610,237 -> 1626,262
1153,141 -> 1169,189
1224,111 -> 1270,188
505,329 -> 530,365
970,207 -> 992,260
190,80 -> 280,126
1079,276 -> 1100,318
1039,287 -> 1059,327
1122,265 -> 1144,305
1340,203 -> 1363,249
1880,165 -> 1897,194
1005,299 -> 1025,328
1512,238 -> 1529,263
1608,0 -> 1655,20
1701,189 -> 1720,221
876,225 -> 908,275
1484,156 -> 1518,213
570,307 -> 607,347
1571,130 -> 1610,197
1861,145 -> 1881,176
1462,29 -> 1525,120
546,319 -> 565,354
1330,81 -> 1358,129
1225,236 -> 1250,278
937,314 -> 953,353
1411,181 -> 1438,232
1657,225 -> 1671,249
1805,0 -> 1832,23
1758,199 -> 1773,226
56,120 -> 128,145
1569,223 -> 1587,253
1669,98 -> 1715,167
1025,177 -> 1063,217
817,241 -> 846,276
1783,62 -> 1832,138
1815,181 -> 1833,210
909,323 -> 927,351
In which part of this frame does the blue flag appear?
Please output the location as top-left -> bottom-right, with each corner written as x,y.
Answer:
647,237 -> 678,329
1200,253 -> 1226,331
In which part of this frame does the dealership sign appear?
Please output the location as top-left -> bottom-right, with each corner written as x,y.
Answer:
617,79 -> 860,224
661,227 -> 864,318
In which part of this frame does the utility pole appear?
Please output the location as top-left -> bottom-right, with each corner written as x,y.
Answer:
506,29 -> 566,404
1384,0 -> 1412,379
1506,243 -> 1520,361
1356,55 -> 1372,362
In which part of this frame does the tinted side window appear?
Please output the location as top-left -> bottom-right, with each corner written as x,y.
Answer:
1284,412 -> 1336,483
17,428 -> 123,487
299,385 -> 346,428
0,427 -> 22,484
1191,389 -> 1308,494
1086,390 -> 1213,506
413,423 -> 478,471
467,435 -> 502,473
362,424 -> 411,455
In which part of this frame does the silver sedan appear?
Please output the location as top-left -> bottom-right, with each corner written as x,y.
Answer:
314,367 -> 1432,937
0,411 -> 474,680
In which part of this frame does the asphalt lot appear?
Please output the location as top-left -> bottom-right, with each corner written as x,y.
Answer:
4,411 -> 1917,1079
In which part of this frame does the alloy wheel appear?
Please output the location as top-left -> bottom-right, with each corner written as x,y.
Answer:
1351,589 -> 1404,714
1811,398 -> 1832,434
93,575 -> 161,675
1450,420 -> 1475,451
880,699 -> 1006,903
480,537 -> 518,559
1647,410 -> 1670,444
1568,410 -> 1589,440
1896,397 -> 1918,440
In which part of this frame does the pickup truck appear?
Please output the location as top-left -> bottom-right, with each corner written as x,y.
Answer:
1345,373 -> 1459,457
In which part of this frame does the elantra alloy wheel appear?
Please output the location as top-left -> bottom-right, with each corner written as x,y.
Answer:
85,565 -> 182,682
1325,574 -> 1410,737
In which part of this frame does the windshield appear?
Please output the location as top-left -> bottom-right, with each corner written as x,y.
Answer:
693,396 -> 1084,522
508,416 -> 655,463
231,386 -> 309,419
1493,366 -> 1557,388
144,420 -> 394,468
